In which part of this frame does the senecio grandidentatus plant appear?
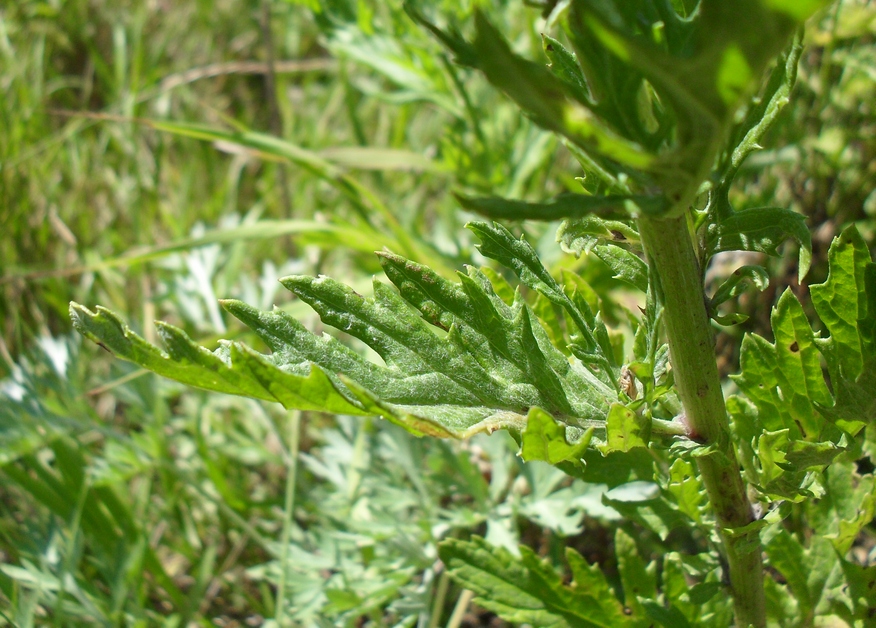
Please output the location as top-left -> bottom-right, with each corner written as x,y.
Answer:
72,1 -> 876,626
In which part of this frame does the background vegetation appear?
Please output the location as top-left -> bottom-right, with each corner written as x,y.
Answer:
1,0 -> 874,625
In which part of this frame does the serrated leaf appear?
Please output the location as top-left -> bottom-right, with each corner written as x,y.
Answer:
468,221 -> 617,375
780,439 -> 843,471
543,33 -> 593,107
735,226 -> 876,493
666,458 -> 705,524
69,304 -> 283,404
705,207 -> 812,280
717,31 -> 804,196
564,548 -> 632,625
735,289 -> 831,440
73,225 -> 620,440
439,536 -> 633,628
565,0 -> 807,208
810,227 -> 875,384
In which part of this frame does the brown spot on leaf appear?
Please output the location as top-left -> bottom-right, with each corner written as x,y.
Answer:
789,341 -> 799,352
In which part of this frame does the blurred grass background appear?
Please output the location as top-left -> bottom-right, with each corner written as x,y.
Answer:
0,0 -> 873,625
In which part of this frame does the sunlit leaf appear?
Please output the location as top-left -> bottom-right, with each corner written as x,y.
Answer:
73,224 -> 618,440
733,226 -> 876,500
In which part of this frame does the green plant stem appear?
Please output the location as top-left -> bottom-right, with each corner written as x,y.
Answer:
637,213 -> 765,627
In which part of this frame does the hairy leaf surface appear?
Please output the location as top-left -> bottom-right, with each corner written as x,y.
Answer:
72,223 -> 618,439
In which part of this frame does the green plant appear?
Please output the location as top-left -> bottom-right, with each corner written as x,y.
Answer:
68,1 -> 876,626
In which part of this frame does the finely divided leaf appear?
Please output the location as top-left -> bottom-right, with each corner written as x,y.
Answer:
467,10 -> 655,170
543,34 -> 593,108
592,245 -> 649,293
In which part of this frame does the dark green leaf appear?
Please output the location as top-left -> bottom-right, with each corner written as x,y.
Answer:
641,600 -> 693,628
470,10 -> 654,169
543,34 -> 593,107
456,192 -> 661,222
579,448 -> 656,488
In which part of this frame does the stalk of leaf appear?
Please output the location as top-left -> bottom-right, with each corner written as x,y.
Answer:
638,213 -> 766,626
